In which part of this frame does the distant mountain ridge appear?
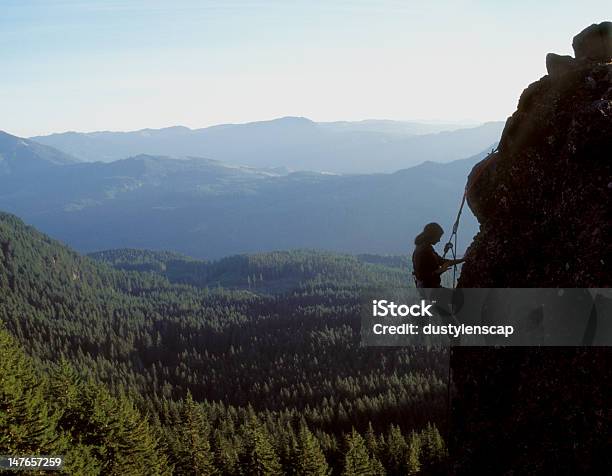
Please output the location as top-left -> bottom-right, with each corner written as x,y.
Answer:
0,130 -> 78,176
0,142 -> 485,259
31,117 -> 504,173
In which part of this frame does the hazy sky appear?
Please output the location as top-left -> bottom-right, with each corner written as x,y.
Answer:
2,0 -> 609,136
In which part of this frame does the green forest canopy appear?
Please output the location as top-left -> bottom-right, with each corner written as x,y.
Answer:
1,211 -> 449,474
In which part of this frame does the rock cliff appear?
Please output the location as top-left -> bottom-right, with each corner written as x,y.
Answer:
450,22 -> 612,475
459,21 -> 611,287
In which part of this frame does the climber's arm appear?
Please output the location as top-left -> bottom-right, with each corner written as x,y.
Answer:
435,258 -> 465,274
446,258 -> 466,266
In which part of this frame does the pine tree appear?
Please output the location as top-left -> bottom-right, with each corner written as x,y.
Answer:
385,424 -> 408,475
240,418 -> 283,476
341,429 -> 372,476
0,328 -> 65,455
48,359 -> 103,475
277,424 -> 299,476
114,393 -> 171,475
212,430 -> 238,475
0,329 -> 103,475
48,359 -> 83,435
406,432 -> 421,476
420,423 -> 447,476
174,391 -> 216,475
76,382 -> 171,476
364,422 -> 379,458
369,455 -> 386,476
294,423 -> 331,476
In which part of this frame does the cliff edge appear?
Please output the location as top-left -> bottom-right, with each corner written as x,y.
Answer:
459,21 -> 611,287
450,22 -> 611,475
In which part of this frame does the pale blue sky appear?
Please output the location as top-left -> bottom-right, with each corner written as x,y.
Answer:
1,0 -> 609,136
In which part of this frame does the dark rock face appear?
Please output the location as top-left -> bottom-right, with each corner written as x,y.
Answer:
450,347 -> 611,475
572,21 -> 612,61
450,22 -> 612,475
461,54 -> 611,287
545,53 -> 576,76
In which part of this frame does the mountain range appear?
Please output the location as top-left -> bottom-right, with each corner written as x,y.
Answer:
0,130 -> 78,175
0,128 -> 483,259
30,117 -> 503,173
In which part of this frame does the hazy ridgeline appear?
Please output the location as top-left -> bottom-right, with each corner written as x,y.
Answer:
31,118 -> 503,173
0,128 -> 486,260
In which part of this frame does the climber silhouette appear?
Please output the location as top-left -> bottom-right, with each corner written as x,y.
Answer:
412,222 -> 465,288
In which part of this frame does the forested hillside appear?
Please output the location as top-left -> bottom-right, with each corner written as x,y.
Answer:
88,248 -> 412,291
1,212 -> 448,474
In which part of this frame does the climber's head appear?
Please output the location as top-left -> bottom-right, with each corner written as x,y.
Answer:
414,222 -> 444,246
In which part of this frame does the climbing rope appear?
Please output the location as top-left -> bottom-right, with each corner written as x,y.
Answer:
441,147 -> 499,437
446,347 -> 453,443
442,146 -> 498,287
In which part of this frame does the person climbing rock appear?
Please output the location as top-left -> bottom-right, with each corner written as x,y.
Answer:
412,222 -> 465,288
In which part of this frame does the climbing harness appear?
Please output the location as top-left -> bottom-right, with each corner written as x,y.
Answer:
442,147 -> 498,288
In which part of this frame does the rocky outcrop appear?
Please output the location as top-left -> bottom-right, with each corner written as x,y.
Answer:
545,53 -> 575,76
450,22 -> 612,475
573,21 -> 612,62
460,22 -> 611,288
